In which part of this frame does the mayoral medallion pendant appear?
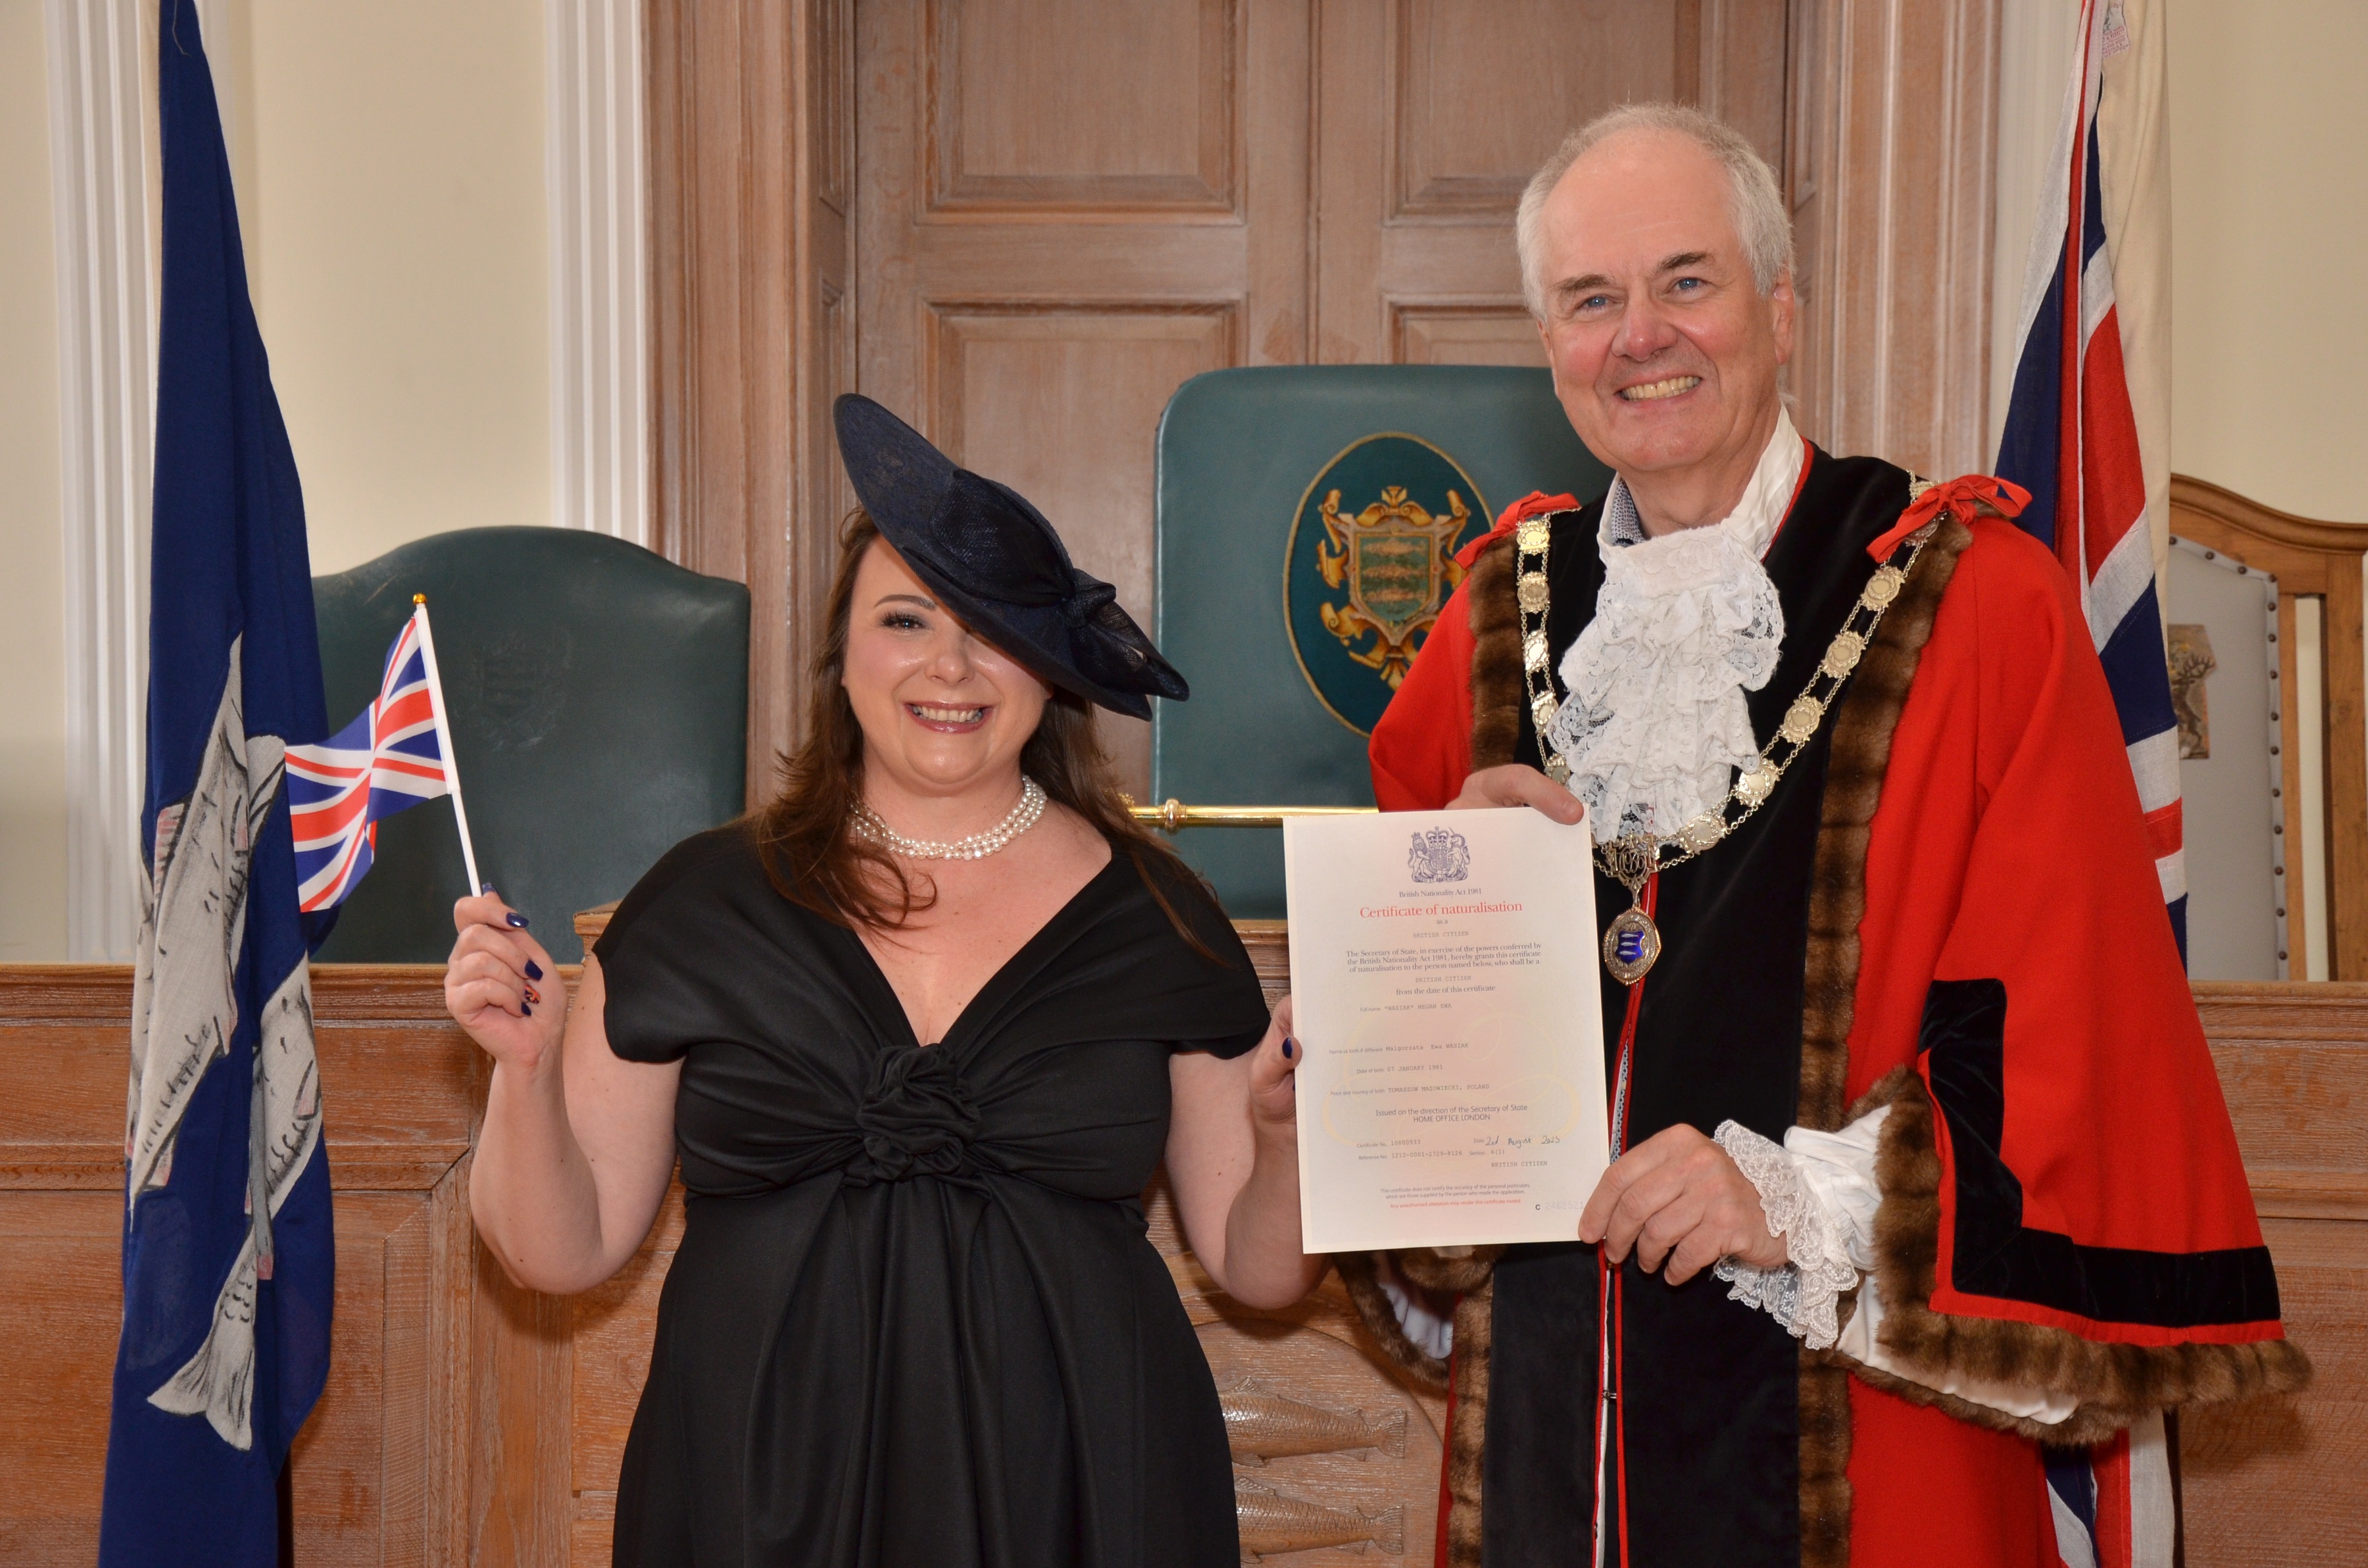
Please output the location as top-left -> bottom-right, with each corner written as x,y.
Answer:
1601,902 -> 1662,986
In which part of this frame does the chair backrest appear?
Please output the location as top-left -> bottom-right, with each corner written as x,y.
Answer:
1154,366 -> 1612,914
2166,477 -> 2368,981
311,526 -> 750,961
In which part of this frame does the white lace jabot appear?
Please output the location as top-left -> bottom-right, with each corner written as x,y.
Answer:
1543,409 -> 1807,844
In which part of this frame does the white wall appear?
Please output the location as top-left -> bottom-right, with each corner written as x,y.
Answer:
0,0 -> 67,961
2166,0 -> 2368,518
240,0 -> 552,575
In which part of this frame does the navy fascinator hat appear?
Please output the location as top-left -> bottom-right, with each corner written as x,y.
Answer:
831,395 -> 1188,721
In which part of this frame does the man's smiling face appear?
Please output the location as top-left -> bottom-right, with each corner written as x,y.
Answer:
1532,129 -> 1794,486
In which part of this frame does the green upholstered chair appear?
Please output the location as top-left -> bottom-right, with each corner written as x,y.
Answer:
310,526 -> 750,963
1153,366 -> 1613,916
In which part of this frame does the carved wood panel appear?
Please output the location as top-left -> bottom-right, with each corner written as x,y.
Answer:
928,0 -> 1240,214
0,1191 -> 117,1562
2180,1216 -> 2368,1567
1390,0 -> 1691,218
1315,0 -> 1787,367
0,967 -> 494,1567
1391,302 -> 1547,368
2187,984 -> 2368,1567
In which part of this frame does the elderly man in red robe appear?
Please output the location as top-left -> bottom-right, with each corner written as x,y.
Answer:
1347,102 -> 2305,1568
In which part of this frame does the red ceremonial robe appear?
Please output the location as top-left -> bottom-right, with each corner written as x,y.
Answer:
1351,453 -> 2303,1568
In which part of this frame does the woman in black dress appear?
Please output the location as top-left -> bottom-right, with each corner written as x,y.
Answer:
443,396 -> 1322,1567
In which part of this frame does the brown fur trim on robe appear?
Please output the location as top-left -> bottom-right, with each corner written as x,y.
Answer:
1340,1248 -> 1495,1561
1441,1279 -> 1493,1568
1333,1251 -> 1451,1392
1828,1066 -> 2314,1451
1465,534 -> 1525,772
1797,1345 -> 1855,1568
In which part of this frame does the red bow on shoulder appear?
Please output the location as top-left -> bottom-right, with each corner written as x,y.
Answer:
1866,474 -> 2032,560
1456,490 -> 1580,569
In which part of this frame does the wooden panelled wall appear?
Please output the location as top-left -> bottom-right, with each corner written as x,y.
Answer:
3,960 -> 2364,1564
650,0 -> 1996,802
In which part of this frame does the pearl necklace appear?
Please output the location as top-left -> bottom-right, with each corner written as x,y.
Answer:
851,776 -> 1047,861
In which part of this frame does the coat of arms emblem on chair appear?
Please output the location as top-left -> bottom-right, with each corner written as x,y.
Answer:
1284,433 -> 1490,736
1315,484 -> 1472,687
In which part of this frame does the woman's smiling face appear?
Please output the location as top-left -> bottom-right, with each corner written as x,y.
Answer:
841,537 -> 1052,799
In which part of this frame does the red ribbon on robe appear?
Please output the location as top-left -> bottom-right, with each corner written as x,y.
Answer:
1865,473 -> 2033,560
1456,490 -> 1581,568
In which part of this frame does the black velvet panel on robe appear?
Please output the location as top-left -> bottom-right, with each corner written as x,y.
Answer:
1481,450 -> 1911,1568
591,829 -> 1272,1568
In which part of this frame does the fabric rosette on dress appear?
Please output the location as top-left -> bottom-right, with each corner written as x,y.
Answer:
1545,514 -> 1785,844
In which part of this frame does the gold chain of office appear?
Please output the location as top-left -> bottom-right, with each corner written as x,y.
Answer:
1512,485 -> 1940,981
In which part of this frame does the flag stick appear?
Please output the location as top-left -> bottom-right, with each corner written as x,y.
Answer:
408,595 -> 482,896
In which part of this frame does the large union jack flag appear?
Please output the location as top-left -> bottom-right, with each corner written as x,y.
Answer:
286,604 -> 463,911
1996,7 -> 2183,1565
1995,0 -> 2184,957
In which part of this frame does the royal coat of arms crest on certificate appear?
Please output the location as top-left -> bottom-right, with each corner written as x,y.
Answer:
1284,434 -> 1489,735
1406,826 -> 1471,883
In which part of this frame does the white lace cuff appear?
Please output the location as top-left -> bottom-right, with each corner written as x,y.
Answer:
1714,1111 -> 2076,1424
1712,1120 -> 1862,1350
1784,1108 -> 1889,1270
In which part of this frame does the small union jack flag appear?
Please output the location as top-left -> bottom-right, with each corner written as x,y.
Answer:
286,601 -> 477,911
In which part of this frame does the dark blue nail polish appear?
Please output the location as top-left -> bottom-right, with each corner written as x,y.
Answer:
481,881 -> 495,895
521,1001 -> 532,1017
1282,1037 -> 1295,1059
525,960 -> 544,981
506,912 -> 529,928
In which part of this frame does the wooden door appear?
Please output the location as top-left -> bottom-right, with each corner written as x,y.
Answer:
850,0 -> 1788,796
1312,0 -> 1787,368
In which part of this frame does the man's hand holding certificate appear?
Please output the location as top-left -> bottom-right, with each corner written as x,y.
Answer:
1284,807 -> 1607,1253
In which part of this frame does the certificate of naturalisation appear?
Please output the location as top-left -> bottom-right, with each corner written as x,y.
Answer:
1284,808 -> 1608,1253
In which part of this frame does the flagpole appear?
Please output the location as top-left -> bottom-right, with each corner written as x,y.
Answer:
408,595 -> 483,895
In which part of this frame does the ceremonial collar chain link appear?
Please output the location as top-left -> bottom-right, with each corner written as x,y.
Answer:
851,776 -> 1048,860
1514,482 -> 1940,983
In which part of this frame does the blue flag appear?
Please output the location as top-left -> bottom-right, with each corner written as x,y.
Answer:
100,6 -> 336,1562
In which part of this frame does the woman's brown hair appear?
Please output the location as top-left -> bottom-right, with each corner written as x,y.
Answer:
748,510 -> 1224,952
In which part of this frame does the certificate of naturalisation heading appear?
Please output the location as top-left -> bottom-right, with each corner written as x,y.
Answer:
1284,808 -> 1608,1253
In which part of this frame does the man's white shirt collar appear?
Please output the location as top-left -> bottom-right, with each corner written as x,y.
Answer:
1600,406 -> 1806,556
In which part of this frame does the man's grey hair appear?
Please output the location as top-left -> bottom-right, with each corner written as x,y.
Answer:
1515,102 -> 1795,318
